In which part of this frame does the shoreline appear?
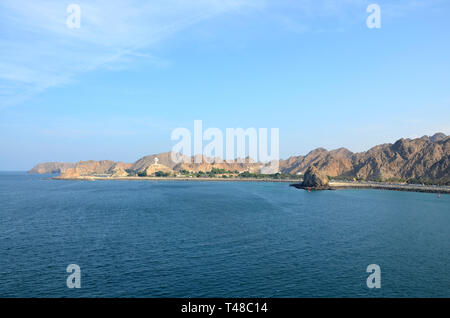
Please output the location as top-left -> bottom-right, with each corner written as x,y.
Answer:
51,176 -> 300,183
293,181 -> 450,194
50,176 -> 450,194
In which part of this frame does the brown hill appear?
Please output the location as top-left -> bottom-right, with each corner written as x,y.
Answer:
131,152 -> 261,174
280,133 -> 449,184
351,134 -> 449,183
130,151 -> 187,172
59,160 -> 132,178
279,147 -> 353,176
28,162 -> 75,174
173,160 -> 262,173
145,163 -> 174,176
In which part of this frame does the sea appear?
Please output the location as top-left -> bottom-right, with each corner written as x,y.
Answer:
0,172 -> 448,297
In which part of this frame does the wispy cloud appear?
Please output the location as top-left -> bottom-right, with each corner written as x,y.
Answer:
0,0 -> 261,107
0,0 -> 444,108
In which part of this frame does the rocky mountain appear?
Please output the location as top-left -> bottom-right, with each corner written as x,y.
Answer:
131,152 -> 262,175
173,155 -> 262,173
279,147 -> 354,176
59,161 -> 132,178
28,162 -> 75,174
51,153 -> 262,178
430,132 -> 447,142
280,133 -> 449,184
351,134 -> 449,183
29,133 -> 449,184
130,151 -> 183,172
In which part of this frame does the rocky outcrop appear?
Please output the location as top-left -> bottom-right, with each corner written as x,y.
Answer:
28,162 -> 75,174
58,167 -> 80,179
110,162 -> 132,174
282,133 -> 449,184
279,147 -> 353,176
111,165 -> 129,177
302,166 -> 329,187
131,151 -> 185,172
300,166 -> 330,189
58,160 -> 132,179
68,160 -> 115,175
290,166 -> 331,190
145,163 -> 173,176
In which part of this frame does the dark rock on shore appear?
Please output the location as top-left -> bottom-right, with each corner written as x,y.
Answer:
302,166 -> 329,187
291,166 -> 333,190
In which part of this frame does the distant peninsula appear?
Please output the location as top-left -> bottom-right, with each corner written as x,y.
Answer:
29,133 -> 449,188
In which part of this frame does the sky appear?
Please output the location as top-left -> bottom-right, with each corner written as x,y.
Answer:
0,0 -> 449,170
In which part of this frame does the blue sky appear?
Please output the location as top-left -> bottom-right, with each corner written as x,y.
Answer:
1,0 -> 449,170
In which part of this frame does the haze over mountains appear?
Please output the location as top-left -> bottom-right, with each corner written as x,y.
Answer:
29,133 -> 449,184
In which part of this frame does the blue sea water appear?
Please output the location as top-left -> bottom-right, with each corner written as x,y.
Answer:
0,172 -> 448,297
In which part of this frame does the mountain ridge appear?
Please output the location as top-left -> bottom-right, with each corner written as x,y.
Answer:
29,133 -> 449,184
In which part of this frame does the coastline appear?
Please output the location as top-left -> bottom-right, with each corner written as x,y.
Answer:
293,181 -> 450,194
50,176 -> 450,194
51,176 -> 299,183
